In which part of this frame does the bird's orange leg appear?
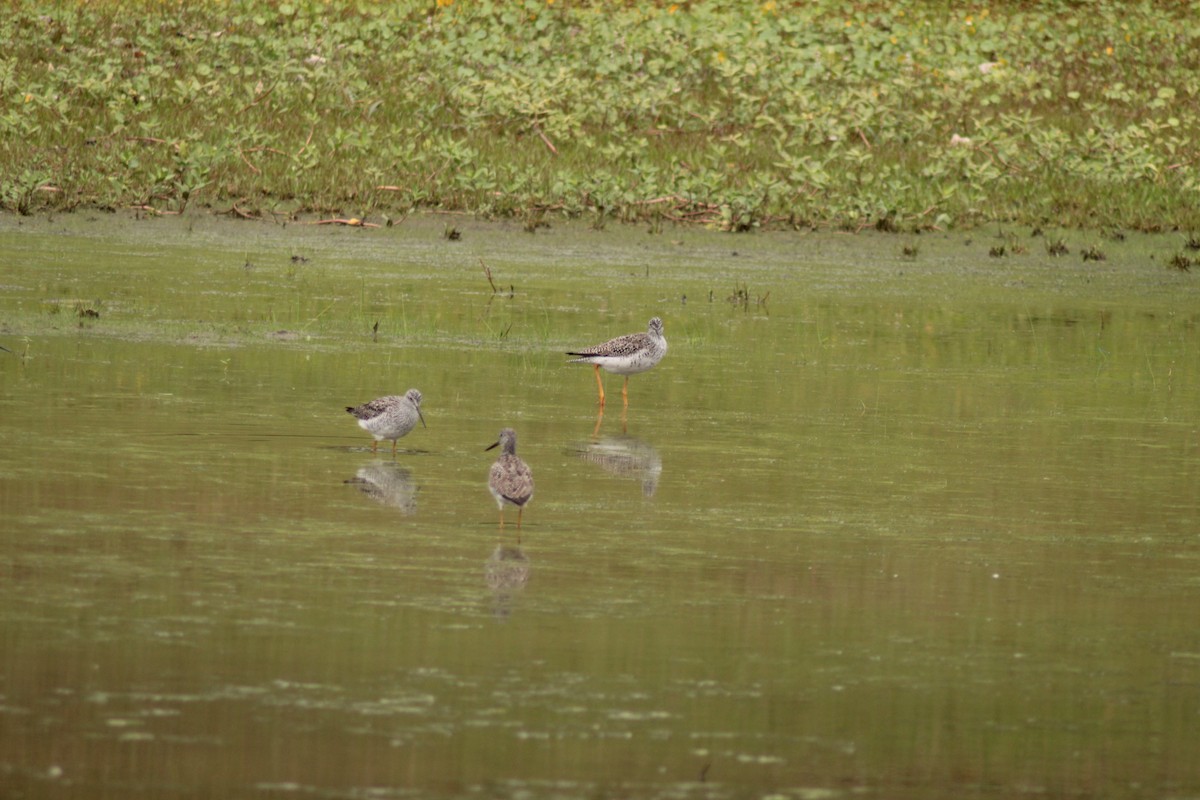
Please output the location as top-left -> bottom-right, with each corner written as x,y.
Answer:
592,407 -> 604,438
622,376 -> 630,408
371,440 -> 378,453
498,509 -> 505,529
391,439 -> 398,457
594,364 -> 606,407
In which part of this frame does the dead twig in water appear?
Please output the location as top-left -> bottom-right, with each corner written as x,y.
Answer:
481,259 -> 499,294
727,283 -> 770,311
309,218 -> 379,227
299,300 -> 337,333
217,200 -> 257,220
129,205 -> 181,216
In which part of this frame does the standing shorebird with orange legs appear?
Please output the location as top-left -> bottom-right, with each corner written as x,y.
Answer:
486,428 -> 534,539
566,317 -> 667,409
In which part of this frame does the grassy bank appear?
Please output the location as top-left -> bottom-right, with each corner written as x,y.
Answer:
5,1 -> 1200,231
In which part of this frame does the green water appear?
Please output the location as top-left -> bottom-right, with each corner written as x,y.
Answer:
1,215 -> 1199,799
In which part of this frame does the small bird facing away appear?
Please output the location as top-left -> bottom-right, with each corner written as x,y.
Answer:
486,428 -> 534,533
567,317 -> 667,407
345,388 -> 426,455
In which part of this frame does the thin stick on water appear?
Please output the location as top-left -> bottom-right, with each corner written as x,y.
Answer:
481,259 -> 499,294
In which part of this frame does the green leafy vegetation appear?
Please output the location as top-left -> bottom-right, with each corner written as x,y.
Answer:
5,0 -> 1200,230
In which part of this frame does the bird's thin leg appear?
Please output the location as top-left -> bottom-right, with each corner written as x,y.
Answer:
592,407 -> 604,438
517,507 -> 523,530
622,376 -> 630,408
371,439 -> 378,454
498,509 -> 505,529
391,439 -> 398,457
594,364 -> 606,407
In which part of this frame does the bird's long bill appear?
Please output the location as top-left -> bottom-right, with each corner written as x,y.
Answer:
417,407 -> 427,428
485,440 -> 500,451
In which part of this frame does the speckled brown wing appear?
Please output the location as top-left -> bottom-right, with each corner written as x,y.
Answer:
346,396 -> 399,420
490,455 -> 533,507
567,331 -> 652,359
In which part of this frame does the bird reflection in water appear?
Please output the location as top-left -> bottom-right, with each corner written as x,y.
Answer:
571,424 -> 662,498
485,543 -> 530,620
343,462 -> 418,515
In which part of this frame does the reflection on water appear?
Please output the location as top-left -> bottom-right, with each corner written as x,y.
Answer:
485,543 -> 530,620
343,462 -> 418,514
572,431 -> 662,498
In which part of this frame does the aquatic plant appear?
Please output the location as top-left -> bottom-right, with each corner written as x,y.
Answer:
5,0 -> 1200,231
1046,239 -> 1070,257
1168,253 -> 1193,272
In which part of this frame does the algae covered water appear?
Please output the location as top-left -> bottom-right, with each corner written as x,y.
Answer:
1,214 -> 1198,798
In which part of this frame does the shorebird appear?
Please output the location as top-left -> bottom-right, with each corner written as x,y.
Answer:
486,428 -> 534,532
345,388 -> 426,455
567,317 -> 667,407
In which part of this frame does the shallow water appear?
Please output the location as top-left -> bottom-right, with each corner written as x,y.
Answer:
1,215 -> 1199,799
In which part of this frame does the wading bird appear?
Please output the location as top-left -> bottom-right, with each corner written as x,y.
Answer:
566,317 -> 667,407
345,388 -> 426,455
486,428 -> 534,533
